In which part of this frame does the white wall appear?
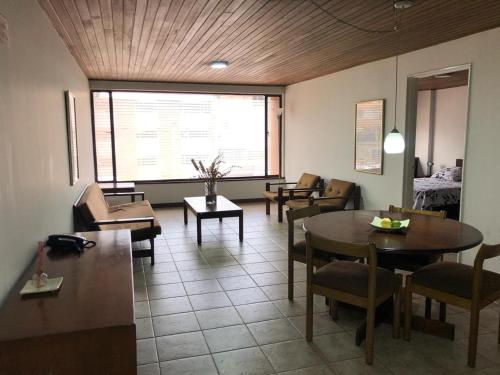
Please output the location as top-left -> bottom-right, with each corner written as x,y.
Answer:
0,1 -> 93,302
415,90 -> 431,176
285,27 -> 500,271
433,86 -> 467,170
415,87 -> 467,175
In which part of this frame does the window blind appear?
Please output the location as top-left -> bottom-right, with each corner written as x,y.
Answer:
92,91 -> 279,181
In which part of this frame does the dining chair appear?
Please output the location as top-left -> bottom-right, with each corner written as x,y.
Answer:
388,205 -> 446,219
387,205 -> 447,320
404,243 -> 500,367
285,205 -> 332,300
305,231 -> 402,364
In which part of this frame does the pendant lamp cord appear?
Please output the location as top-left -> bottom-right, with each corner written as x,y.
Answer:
393,4 -> 402,131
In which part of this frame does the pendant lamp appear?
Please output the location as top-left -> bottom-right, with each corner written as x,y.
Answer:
384,4 -> 407,155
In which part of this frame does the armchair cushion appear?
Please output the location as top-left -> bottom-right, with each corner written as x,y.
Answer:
296,173 -> 320,189
313,261 -> 398,298
76,183 -> 110,222
284,199 -> 309,210
262,191 -> 309,202
322,179 -> 355,209
101,201 -> 162,241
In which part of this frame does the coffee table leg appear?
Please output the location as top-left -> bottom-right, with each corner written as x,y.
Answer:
196,215 -> 202,245
219,217 -> 223,223
239,212 -> 243,242
183,200 -> 188,225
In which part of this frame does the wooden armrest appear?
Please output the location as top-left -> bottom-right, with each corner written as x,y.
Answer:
309,196 -> 351,201
287,187 -> 325,193
94,217 -> 154,226
104,191 -> 145,199
267,181 -> 297,186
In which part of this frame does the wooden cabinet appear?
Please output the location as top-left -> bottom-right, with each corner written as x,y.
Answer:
0,230 -> 136,375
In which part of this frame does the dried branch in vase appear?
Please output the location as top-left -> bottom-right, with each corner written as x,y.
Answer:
191,153 -> 238,188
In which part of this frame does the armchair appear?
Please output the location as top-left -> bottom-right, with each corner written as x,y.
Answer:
262,173 -> 323,222
285,178 -> 360,213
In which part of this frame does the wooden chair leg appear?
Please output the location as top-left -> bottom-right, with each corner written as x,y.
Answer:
468,305 -> 480,367
288,254 -> 294,300
278,201 -> 284,223
425,297 -> 432,319
150,238 -> 155,266
498,312 -> 500,344
265,199 -> 270,215
365,304 -> 375,365
439,302 -> 447,322
404,275 -> 413,341
393,275 -> 402,339
306,286 -> 313,342
329,299 -> 339,321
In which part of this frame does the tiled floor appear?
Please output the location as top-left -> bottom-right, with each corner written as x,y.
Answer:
134,203 -> 500,375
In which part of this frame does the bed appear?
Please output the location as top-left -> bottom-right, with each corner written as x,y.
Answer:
413,159 -> 463,219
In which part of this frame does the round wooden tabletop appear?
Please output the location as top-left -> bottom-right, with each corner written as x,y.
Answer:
303,210 -> 483,255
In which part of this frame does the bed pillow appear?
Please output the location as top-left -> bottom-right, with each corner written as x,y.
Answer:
431,167 -> 462,182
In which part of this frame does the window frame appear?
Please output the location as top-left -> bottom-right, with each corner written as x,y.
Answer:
90,90 -> 283,183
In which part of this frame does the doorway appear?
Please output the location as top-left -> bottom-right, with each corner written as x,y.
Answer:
403,65 -> 471,221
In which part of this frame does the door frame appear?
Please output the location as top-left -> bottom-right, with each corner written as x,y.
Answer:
402,63 -> 472,223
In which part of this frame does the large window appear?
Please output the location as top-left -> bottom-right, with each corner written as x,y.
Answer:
92,91 -> 282,182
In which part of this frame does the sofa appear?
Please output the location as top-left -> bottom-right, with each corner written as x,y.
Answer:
73,183 -> 161,264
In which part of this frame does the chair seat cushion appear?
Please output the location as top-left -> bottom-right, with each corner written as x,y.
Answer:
99,201 -> 162,241
263,191 -> 308,202
411,261 -> 500,300
313,261 -> 398,298
285,199 -> 309,210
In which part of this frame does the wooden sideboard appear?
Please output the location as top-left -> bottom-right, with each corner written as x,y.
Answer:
0,230 -> 136,375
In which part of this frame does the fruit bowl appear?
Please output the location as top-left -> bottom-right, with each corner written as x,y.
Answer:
370,217 -> 410,234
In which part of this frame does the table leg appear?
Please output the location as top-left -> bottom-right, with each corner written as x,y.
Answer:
196,215 -> 202,245
239,212 -> 244,242
219,217 -> 223,223
183,200 -> 188,225
355,298 -> 392,346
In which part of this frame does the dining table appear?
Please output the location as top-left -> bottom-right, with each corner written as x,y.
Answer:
303,209 -> 483,345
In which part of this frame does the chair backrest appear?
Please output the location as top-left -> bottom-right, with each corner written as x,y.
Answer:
74,183 -> 110,225
472,243 -> 500,300
305,231 -> 377,266
389,205 -> 446,219
294,173 -> 320,190
322,179 -> 355,209
305,231 -> 378,300
286,205 -> 321,252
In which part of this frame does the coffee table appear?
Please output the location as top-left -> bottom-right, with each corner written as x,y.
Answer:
183,195 -> 243,245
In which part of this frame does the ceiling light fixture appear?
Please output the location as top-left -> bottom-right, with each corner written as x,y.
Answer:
210,60 -> 228,69
384,1 -> 413,154
393,0 -> 414,10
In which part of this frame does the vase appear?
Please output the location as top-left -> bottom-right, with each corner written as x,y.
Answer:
205,181 -> 217,205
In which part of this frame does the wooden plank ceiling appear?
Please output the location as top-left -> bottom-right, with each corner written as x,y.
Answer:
38,0 -> 500,85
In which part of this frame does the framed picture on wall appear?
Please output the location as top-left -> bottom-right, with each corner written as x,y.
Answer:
65,90 -> 79,185
354,99 -> 384,174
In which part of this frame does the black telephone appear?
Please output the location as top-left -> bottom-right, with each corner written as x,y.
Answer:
46,234 -> 96,254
